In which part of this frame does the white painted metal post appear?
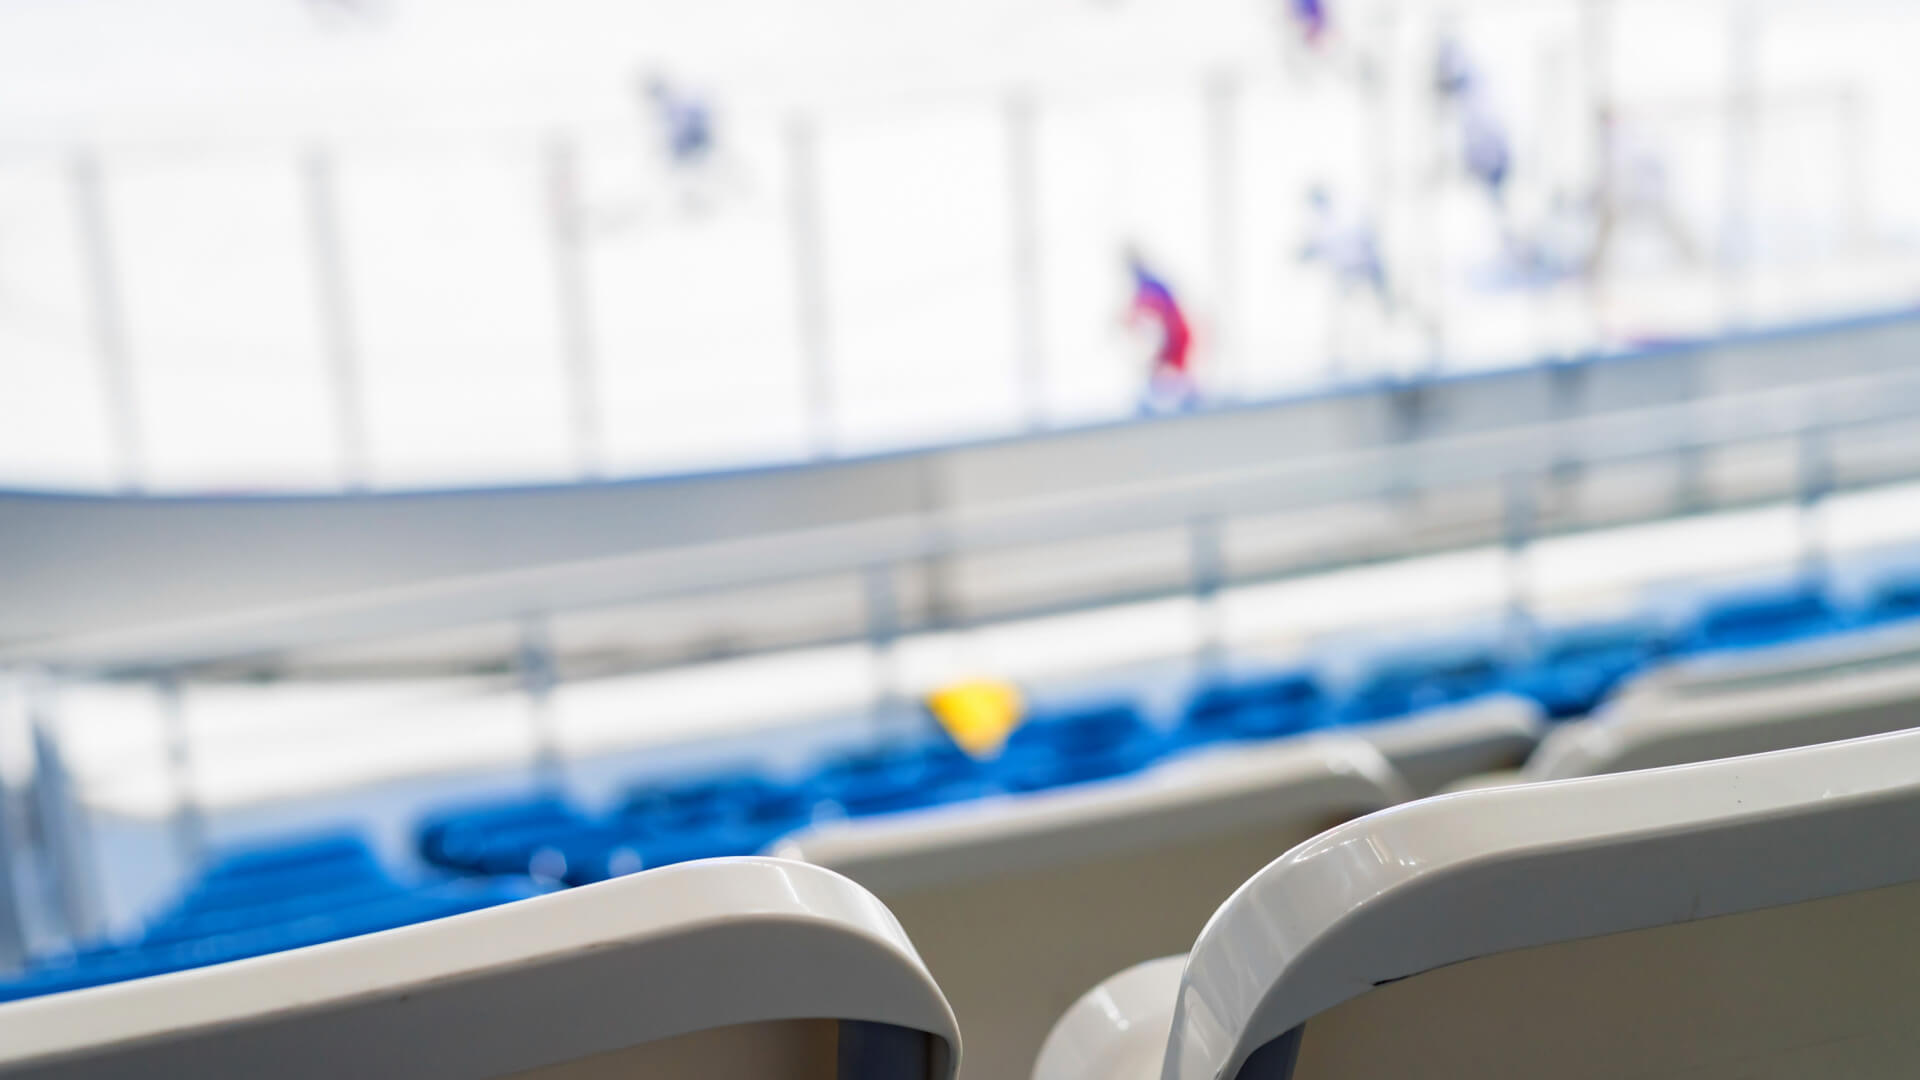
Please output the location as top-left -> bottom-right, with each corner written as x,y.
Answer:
1205,71 -> 1242,399
786,115 -> 837,458
302,148 -> 371,491
1720,0 -> 1759,328
69,151 -> 143,493
25,674 -> 101,944
544,135 -> 606,480
1005,91 -> 1048,430
517,614 -> 563,783
157,673 -> 205,873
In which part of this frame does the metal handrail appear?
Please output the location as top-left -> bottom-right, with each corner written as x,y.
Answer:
14,360 -> 1920,677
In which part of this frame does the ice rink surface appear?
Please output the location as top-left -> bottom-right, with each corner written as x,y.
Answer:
1,0 -> 1917,492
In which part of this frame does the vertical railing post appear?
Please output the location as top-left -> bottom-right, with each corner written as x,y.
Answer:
786,115 -> 836,458
1005,90 -> 1047,430
0,673 -> 31,971
1720,0 -> 1759,328
156,672 -> 205,872
69,151 -> 143,493
1580,0 -> 1615,346
1837,88 -> 1868,255
1796,425 -> 1833,586
1188,514 -> 1229,672
1501,471 -> 1539,658
1205,70 -> 1242,398
24,672 -> 101,945
517,614 -> 562,786
302,148 -> 371,490
544,135 -> 606,480
862,564 -> 907,740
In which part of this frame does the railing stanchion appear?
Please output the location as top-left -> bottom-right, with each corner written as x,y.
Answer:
517,615 -> 563,786
302,148 -> 372,490
1189,514 -> 1229,672
1502,471 -> 1539,658
1005,90 -> 1047,430
1205,70 -> 1242,397
544,135 -> 606,480
69,151 -> 144,493
863,564 -> 908,740
26,670 -> 103,945
786,115 -> 837,458
157,672 -> 205,873
0,672 -> 32,970
1797,425 -> 1833,585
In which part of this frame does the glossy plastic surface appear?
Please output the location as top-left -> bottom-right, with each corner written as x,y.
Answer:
0,858 -> 960,1080
1164,727 -> 1920,1080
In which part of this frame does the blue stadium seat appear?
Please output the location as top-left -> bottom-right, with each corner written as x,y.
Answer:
995,703 -> 1164,792
810,737 -> 990,814
141,877 -> 409,946
1513,620 -> 1668,719
1181,670 -> 1327,744
417,794 -> 590,874
811,741 -> 991,817
1342,646 -> 1507,723
0,823 -> 539,1006
196,831 -> 376,883
1,879 -> 536,1003
1862,572 -> 1920,625
621,770 -> 815,833
1682,582 -> 1842,654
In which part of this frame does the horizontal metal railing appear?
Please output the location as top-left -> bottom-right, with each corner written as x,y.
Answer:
12,357 -> 1920,680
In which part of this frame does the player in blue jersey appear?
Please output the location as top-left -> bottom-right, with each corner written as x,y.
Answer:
1290,0 -> 1329,49
1434,34 -> 1512,206
645,76 -> 716,170
635,73 -> 748,217
1301,185 -> 1390,310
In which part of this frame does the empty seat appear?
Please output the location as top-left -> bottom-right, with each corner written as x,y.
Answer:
3,878 -> 536,1003
1682,581 -> 1841,654
196,831 -> 377,884
1181,671 -> 1326,744
1524,646 -> 1920,780
1609,606 -> 1920,707
1339,693 -> 1545,795
417,794 -> 590,874
169,831 -> 390,914
622,770 -> 814,833
0,858 -> 959,1080
1510,620 -> 1667,719
995,703 -> 1164,792
1341,646 -> 1506,724
812,743 -> 991,817
1040,727 -> 1920,1080
778,735 -> 1407,1080
1863,571 -> 1920,625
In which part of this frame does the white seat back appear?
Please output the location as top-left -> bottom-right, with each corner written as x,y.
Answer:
1042,728 -> 1920,1080
1345,693 -> 1541,793
777,736 -> 1408,1080
1615,617 -> 1920,705
1529,649 -> 1920,779
0,858 -> 959,1080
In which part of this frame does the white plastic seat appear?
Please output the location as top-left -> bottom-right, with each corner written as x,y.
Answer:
1614,616 -> 1920,705
1342,692 -> 1542,793
0,857 -> 958,1080
1037,727 -> 1920,1080
1527,641 -> 1920,780
776,736 -> 1408,1080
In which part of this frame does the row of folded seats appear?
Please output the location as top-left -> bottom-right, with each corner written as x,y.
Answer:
0,571 -> 1911,1050
0,834 -> 538,1003
408,576 -> 1892,890
3,726 -> 1919,1078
